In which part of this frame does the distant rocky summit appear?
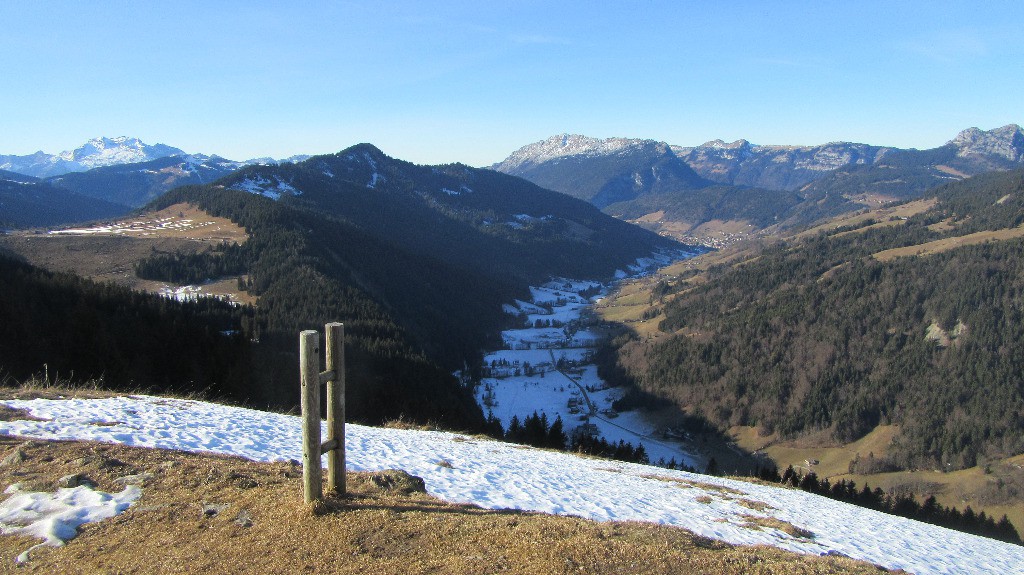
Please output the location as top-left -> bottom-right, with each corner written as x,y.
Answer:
492,134 -> 708,208
0,137 -> 185,178
672,139 -> 892,191
950,124 -> 1024,165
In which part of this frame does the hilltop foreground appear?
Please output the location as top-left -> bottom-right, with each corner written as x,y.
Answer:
0,392 -> 1020,574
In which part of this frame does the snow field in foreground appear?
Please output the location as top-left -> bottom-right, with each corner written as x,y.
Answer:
0,395 -> 1021,574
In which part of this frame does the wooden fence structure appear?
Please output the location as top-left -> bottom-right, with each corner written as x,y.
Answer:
299,322 -> 346,503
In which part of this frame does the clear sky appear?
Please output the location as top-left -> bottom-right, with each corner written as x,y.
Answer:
1,1 -> 1022,166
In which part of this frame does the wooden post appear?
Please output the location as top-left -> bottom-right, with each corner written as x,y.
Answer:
299,323 -> 347,504
299,329 -> 322,504
325,322 -> 345,496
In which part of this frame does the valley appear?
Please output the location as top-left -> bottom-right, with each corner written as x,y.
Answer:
2,132 -> 1024,561
594,171 -> 1024,535
495,125 -> 1024,248
7,2 -> 1024,570
475,276 -> 705,469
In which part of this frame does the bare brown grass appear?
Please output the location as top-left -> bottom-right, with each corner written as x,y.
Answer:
0,203 -> 254,305
738,515 -> 816,540
0,438 -> 905,574
872,225 -> 1024,262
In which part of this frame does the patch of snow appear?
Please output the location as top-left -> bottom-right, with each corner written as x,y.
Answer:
229,175 -> 301,200
157,284 -> 237,305
367,172 -> 384,189
0,483 -> 141,563
48,216 -> 216,237
484,278 -> 696,467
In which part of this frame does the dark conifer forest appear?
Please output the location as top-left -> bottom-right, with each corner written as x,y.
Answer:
620,169 -> 1024,471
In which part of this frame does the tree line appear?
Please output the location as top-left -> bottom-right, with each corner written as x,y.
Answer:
771,465 -> 1021,545
484,410 -> 649,464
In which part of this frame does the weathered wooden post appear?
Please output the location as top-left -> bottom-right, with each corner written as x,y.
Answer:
299,322 -> 346,504
324,322 -> 345,495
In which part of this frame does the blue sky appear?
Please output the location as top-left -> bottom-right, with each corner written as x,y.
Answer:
1,1 -> 1022,166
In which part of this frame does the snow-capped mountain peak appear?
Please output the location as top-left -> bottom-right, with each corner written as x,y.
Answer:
0,136 -> 186,178
54,136 -> 185,169
493,134 -> 666,172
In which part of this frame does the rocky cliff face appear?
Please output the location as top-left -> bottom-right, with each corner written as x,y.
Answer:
492,134 -> 709,207
492,134 -> 658,173
673,140 -> 893,191
671,125 -> 1024,192
950,124 -> 1024,165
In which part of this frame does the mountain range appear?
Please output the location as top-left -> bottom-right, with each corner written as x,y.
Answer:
5,127 -> 1023,238
0,136 -> 310,180
493,125 -> 1024,244
215,143 -> 685,283
2,141 -> 687,431
0,137 -> 186,178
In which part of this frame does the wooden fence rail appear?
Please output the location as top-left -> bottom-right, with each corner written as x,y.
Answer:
299,322 -> 346,503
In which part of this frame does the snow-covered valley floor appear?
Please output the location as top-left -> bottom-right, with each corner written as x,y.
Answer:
477,277 -> 702,468
0,395 -> 1021,574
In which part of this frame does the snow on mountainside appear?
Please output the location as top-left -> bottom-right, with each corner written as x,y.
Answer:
0,395 -> 1021,574
55,137 -> 184,170
492,134 -> 667,172
497,125 -> 1024,195
228,174 -> 302,200
0,138 -> 312,180
0,137 -> 186,178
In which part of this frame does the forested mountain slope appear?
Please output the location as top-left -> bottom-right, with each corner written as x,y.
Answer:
0,170 -> 129,229
217,143 -> 686,284
618,169 -> 1024,471
0,252 -> 254,398
142,185 -> 512,428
